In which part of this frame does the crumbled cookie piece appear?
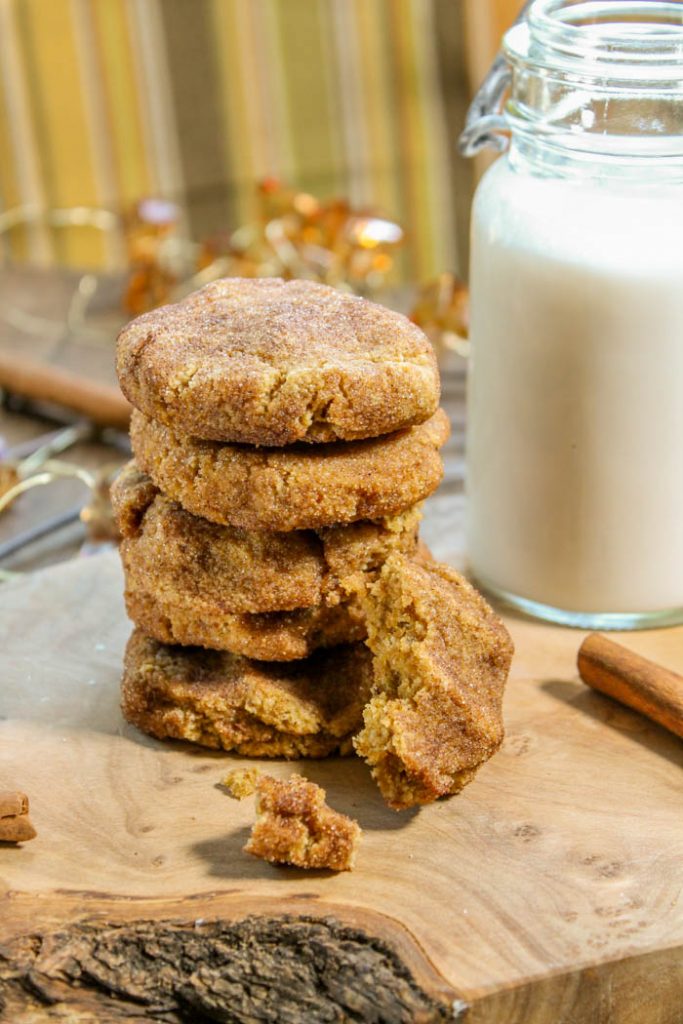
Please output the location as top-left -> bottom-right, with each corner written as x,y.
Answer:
244,774 -> 361,871
121,630 -> 373,758
353,554 -> 514,810
117,277 -> 440,446
0,791 -> 37,843
223,767 -> 262,799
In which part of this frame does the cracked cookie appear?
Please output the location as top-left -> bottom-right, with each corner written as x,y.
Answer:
112,461 -> 421,615
353,554 -> 514,810
113,462 -> 422,659
130,407 -> 450,531
122,582 -> 367,661
121,630 -> 373,758
245,774 -> 361,871
116,277 -> 440,446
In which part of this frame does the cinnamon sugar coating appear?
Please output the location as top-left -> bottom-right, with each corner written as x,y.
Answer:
112,461 -> 421,614
223,767 -> 262,799
130,408 -> 450,531
245,774 -> 361,871
353,554 -> 513,810
123,582 -> 366,662
116,277 -> 439,446
121,630 -> 373,758
0,791 -> 36,844
113,461 -> 421,659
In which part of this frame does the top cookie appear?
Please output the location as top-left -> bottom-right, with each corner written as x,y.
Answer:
116,277 -> 440,446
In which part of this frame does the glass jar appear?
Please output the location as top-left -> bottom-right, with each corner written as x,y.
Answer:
466,0 -> 683,629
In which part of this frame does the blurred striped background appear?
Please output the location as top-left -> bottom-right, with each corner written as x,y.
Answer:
0,0 -> 482,282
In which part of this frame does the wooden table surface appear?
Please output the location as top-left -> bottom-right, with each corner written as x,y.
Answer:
1,488 -> 681,1023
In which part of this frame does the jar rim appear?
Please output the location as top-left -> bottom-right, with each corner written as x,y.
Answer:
506,0 -> 683,79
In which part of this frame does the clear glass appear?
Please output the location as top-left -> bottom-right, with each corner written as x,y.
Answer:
466,0 -> 683,629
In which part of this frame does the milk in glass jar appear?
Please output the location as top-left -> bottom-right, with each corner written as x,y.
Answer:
466,0 -> 683,628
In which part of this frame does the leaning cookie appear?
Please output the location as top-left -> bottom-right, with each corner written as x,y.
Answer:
116,277 -> 440,446
353,554 -> 514,810
112,461 -> 421,615
121,630 -> 373,757
130,408 -> 450,532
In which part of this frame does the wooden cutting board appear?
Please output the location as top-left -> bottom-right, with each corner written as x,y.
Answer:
1,516 -> 682,1022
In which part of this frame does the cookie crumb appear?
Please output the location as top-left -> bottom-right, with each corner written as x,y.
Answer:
244,774 -> 361,871
0,791 -> 37,843
223,767 -> 262,799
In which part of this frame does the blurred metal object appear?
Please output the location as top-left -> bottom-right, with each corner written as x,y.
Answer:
459,0 -> 533,157
0,460 -> 121,574
0,505 -> 82,562
0,205 -> 120,344
0,418 -> 123,572
14,421 -> 94,477
0,422 -> 93,501
0,460 -> 96,517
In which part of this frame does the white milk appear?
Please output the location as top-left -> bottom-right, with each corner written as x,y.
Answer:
466,157 -> 683,617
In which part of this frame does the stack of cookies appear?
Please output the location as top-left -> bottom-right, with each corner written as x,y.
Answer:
113,278 -> 512,811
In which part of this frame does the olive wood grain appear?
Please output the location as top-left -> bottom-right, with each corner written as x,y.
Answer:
0,528 -> 682,1022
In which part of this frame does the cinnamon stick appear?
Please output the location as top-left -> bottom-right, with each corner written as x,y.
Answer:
578,633 -> 683,740
0,351 -> 131,429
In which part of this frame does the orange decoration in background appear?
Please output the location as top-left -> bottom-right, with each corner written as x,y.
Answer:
119,182 -> 462,353
410,272 -> 470,355
123,198 -> 181,316
196,179 -> 404,297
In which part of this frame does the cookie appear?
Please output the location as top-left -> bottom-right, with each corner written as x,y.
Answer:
130,407 -> 450,531
116,277 -> 440,446
121,630 -> 373,758
244,774 -> 361,871
114,460 -> 419,659
114,461 -> 422,659
353,554 -> 514,810
122,581 -> 366,661
112,461 -> 421,614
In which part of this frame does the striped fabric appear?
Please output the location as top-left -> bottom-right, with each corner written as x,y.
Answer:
0,0 -> 473,281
